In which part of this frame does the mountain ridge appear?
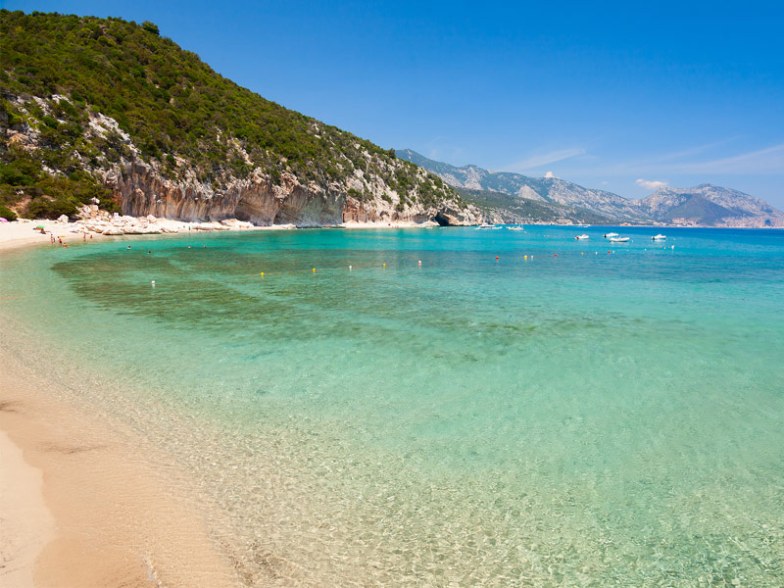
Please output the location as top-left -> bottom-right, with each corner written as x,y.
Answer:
398,149 -> 784,227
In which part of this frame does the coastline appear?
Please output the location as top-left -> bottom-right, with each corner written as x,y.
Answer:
4,219 -> 782,586
0,215 -> 445,251
0,231 -> 241,587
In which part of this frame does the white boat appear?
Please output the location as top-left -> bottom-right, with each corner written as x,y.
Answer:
609,236 -> 630,243
476,223 -> 495,230
651,234 -> 667,241
575,234 -> 589,240
603,232 -> 619,239
507,226 -> 524,231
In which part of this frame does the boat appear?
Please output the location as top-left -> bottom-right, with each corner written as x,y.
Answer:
651,234 -> 667,241
476,223 -> 495,230
609,236 -> 630,243
575,234 -> 589,240
603,232 -> 619,239
507,226 -> 524,232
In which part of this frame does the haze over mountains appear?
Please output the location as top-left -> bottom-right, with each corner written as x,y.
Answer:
398,149 -> 784,227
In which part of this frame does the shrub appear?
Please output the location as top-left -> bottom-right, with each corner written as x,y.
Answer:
0,204 -> 18,220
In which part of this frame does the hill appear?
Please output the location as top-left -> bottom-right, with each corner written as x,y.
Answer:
0,11 -> 480,225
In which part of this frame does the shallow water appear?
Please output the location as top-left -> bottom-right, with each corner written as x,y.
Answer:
2,225 -> 783,586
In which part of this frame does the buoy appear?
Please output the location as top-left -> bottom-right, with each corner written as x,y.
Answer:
418,260 -> 422,267
151,280 -> 156,288
260,272 -> 264,278
495,256 -> 499,262
312,267 -> 316,273
524,255 -> 528,261
383,262 -> 387,269
349,265 -> 353,271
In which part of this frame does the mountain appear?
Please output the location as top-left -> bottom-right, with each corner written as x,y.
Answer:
398,149 -> 784,227
451,187 -> 616,225
637,184 -> 784,227
397,149 -> 648,224
0,11 -> 480,226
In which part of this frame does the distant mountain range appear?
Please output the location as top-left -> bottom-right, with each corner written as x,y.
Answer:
397,149 -> 784,227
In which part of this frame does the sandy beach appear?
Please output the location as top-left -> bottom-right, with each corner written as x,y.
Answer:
0,215 -> 440,587
0,225 -> 242,587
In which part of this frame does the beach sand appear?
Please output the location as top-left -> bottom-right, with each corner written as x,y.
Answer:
0,215 -> 446,587
0,230 -> 241,587
0,221 -> 57,251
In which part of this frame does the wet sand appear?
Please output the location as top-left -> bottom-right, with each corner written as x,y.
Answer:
0,233 -> 241,587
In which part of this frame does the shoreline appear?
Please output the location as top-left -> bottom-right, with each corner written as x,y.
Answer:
2,215 -> 777,254
0,216 -> 449,252
0,333 -> 240,587
0,232 -> 243,586
2,217 -> 781,586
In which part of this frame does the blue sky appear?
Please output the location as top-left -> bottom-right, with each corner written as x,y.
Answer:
5,0 -> 784,206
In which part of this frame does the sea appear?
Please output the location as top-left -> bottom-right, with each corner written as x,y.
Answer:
1,225 -> 783,587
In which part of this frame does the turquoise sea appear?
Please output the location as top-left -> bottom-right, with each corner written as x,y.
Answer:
2,225 -> 783,586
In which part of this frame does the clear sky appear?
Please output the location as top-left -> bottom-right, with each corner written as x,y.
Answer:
5,0 -> 784,206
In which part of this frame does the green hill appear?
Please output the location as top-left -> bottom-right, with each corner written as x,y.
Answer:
0,11 -> 476,224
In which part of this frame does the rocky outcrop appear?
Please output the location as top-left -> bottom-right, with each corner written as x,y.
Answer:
73,204 -> 261,235
105,158 -> 482,227
434,204 -> 482,226
109,163 -> 341,226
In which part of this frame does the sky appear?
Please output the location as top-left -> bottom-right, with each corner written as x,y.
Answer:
4,0 -> 784,206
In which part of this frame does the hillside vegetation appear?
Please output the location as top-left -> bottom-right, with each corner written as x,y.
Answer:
0,10 -> 463,221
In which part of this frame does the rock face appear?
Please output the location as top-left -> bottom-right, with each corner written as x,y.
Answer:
105,158 -> 482,227
109,162 -> 341,226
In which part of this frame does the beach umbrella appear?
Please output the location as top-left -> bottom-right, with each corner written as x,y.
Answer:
34,224 -> 45,230
0,217 -> 8,223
